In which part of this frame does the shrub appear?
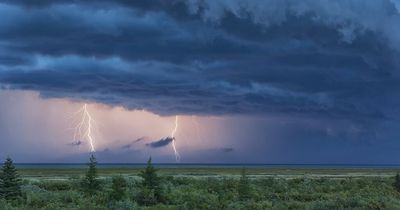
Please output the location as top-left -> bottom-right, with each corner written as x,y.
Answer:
110,199 -> 138,210
393,173 -> 400,192
110,175 -> 127,201
25,191 -> 52,208
238,168 -> 251,201
136,187 -> 158,206
37,180 -> 71,191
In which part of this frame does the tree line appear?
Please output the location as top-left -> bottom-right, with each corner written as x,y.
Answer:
1,155 -> 400,207
0,155 -> 254,206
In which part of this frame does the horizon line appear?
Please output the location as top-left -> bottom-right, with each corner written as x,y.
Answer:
11,162 -> 400,166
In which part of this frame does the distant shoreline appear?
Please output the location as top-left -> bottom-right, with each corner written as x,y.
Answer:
13,163 -> 400,169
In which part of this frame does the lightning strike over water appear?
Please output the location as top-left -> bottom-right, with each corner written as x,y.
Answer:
170,115 -> 181,162
70,104 -> 97,153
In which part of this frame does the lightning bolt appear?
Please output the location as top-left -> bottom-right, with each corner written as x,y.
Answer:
170,115 -> 180,162
70,103 -> 96,153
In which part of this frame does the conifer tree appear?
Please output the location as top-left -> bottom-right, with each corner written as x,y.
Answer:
0,157 -> 21,199
81,154 -> 100,194
137,157 -> 163,205
139,157 -> 160,191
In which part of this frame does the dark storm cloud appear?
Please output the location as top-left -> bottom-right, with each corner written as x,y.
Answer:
1,0 -> 400,122
133,137 -> 146,143
120,144 -> 132,150
221,148 -> 234,153
146,137 -> 174,148
120,137 -> 146,149
67,140 -> 84,147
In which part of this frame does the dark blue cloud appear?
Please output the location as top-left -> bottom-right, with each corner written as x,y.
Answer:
221,148 -> 234,153
0,0 -> 399,123
120,137 -> 146,149
120,144 -> 132,150
68,140 -> 84,147
146,137 -> 174,148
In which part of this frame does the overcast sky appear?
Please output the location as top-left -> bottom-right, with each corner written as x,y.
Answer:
1,0 -> 400,163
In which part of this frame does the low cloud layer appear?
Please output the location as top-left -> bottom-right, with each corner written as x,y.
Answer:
221,148 -> 234,153
68,140 -> 84,147
146,137 -> 174,148
120,137 -> 147,150
0,0 -> 398,123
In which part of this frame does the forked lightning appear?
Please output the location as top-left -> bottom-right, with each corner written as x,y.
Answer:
71,104 -> 96,152
170,116 -> 180,162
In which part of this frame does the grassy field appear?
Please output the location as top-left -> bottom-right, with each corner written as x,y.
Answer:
17,165 -> 400,178
1,165 -> 400,209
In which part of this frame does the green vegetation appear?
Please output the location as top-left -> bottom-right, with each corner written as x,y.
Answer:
238,168 -> 251,201
136,157 -> 164,206
80,154 -> 100,194
0,157 -> 21,200
1,157 -> 400,209
110,175 -> 127,201
1,174 -> 400,209
15,165 -> 400,178
394,173 -> 400,193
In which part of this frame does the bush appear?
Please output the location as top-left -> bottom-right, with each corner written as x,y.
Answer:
180,188 -> 219,209
393,173 -> 400,192
110,175 -> 127,201
37,180 -> 71,191
135,187 -> 158,206
110,199 -> 138,210
25,191 -> 52,208
238,169 -> 251,201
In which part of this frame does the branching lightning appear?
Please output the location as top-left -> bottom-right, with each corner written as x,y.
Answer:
68,104 -> 180,161
170,115 -> 180,162
70,103 -> 96,153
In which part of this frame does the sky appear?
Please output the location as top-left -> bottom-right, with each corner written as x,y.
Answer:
1,0 -> 400,163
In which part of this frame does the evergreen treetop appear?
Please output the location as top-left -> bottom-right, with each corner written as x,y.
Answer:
0,157 -> 22,199
137,157 -> 164,205
81,154 -> 100,194
139,157 -> 160,190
